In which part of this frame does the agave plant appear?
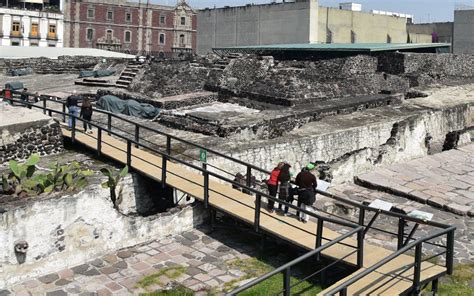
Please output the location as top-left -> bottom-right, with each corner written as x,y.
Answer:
100,166 -> 129,208
1,154 -> 94,197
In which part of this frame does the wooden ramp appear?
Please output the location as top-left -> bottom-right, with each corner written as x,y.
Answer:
63,128 -> 446,295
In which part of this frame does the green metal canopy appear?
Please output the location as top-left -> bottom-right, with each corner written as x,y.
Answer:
213,43 -> 451,56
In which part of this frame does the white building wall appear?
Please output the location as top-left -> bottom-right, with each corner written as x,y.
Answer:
0,8 -> 64,48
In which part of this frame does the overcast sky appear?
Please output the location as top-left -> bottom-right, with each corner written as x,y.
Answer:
150,0 -> 474,23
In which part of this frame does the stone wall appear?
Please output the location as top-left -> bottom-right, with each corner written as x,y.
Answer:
0,56 -> 127,75
0,107 -> 63,164
207,102 -> 472,184
0,175 -> 206,288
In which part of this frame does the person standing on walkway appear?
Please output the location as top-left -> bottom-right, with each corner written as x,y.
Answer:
295,163 -> 318,223
278,162 -> 292,215
80,97 -> 94,134
66,91 -> 80,129
267,162 -> 284,213
20,88 -> 29,105
3,85 -> 12,105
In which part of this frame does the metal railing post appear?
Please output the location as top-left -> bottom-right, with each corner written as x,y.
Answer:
358,207 -> 365,227
246,166 -> 252,188
42,96 -> 46,114
357,227 -> 364,268
97,127 -> 102,157
161,155 -> 167,189
62,104 -> 66,123
340,289 -> 348,296
255,193 -> 261,233
283,268 -> 291,296
204,171 -> 209,209
166,135 -> 171,155
126,140 -> 132,168
446,229 -> 455,275
413,243 -> 423,294
71,116 -> 76,143
397,217 -> 406,250
316,218 -> 324,261
107,113 -> 112,135
135,125 -> 139,148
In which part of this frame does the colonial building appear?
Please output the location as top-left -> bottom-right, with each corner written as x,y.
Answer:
63,0 -> 196,55
0,0 -> 63,47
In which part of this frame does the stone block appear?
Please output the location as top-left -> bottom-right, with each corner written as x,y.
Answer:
445,203 -> 471,216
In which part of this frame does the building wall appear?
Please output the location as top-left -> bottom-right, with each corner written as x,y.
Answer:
407,22 -> 453,44
197,0 -> 316,55
318,7 -> 408,43
0,8 -> 64,47
454,10 -> 474,54
63,0 -> 196,55
197,0 -> 410,55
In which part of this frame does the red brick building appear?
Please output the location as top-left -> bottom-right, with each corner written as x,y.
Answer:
63,0 -> 196,56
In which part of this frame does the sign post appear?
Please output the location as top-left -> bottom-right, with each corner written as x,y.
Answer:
200,149 -> 207,163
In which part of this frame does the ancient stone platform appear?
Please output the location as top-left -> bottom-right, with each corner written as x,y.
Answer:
2,228 -> 257,296
356,144 -> 474,216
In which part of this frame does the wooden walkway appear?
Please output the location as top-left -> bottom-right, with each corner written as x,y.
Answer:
62,128 -> 446,295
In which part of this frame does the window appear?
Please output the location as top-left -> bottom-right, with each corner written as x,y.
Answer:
160,15 -> 166,24
49,24 -> 56,34
87,8 -> 94,19
107,10 -> 113,21
11,41 -> 20,46
124,31 -> 131,43
180,16 -> 186,25
179,34 -> 185,45
87,28 -> 94,41
48,24 -> 57,39
106,29 -> 113,40
125,12 -> 132,22
12,21 -> 21,36
31,23 -> 39,37
159,33 -> 165,44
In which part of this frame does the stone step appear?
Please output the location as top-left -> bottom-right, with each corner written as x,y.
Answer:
116,80 -> 131,86
119,76 -> 134,82
121,71 -> 136,77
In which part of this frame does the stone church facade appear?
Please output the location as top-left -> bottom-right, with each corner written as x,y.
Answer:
63,0 -> 196,55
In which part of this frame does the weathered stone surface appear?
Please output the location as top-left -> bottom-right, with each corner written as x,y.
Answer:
38,273 -> 59,284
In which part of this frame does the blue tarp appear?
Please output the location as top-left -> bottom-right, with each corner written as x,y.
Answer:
97,95 -> 159,119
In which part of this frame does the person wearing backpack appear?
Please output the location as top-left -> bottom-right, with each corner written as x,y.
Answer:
295,163 -> 318,223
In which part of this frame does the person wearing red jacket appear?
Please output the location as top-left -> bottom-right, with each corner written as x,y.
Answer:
267,162 -> 284,213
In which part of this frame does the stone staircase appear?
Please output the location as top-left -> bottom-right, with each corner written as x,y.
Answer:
115,63 -> 143,89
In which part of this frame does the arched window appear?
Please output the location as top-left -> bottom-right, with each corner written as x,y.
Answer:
179,34 -> 185,45
106,30 -> 113,40
124,31 -> 132,43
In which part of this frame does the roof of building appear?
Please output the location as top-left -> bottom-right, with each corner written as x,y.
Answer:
0,46 -> 135,59
213,43 -> 451,54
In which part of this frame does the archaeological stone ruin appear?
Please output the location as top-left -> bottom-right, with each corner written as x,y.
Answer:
0,49 -> 473,295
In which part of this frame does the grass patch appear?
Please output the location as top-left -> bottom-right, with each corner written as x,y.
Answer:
140,285 -> 194,296
136,266 -> 187,290
423,263 -> 474,296
224,257 -> 322,295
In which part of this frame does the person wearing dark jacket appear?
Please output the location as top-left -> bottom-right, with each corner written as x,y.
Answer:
295,163 -> 317,223
80,97 -> 94,134
66,92 -> 80,129
277,163 -> 292,215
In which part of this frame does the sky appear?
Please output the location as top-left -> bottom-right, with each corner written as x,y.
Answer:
150,0 -> 474,23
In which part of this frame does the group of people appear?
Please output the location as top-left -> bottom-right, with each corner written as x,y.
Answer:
66,91 -> 94,134
267,162 -> 318,223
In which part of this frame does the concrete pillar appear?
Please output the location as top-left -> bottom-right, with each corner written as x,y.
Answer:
138,7 -> 143,53
22,16 -> 31,46
39,17 -> 48,47
309,0 -> 319,43
2,14 -> 11,46
74,2 -> 80,47
57,19 -> 64,47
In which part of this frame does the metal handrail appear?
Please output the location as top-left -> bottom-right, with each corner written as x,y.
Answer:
228,226 -> 364,296
35,95 -> 272,175
325,226 -> 456,296
7,98 -> 360,231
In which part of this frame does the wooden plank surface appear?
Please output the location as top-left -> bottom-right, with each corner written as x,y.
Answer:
62,128 -> 446,295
